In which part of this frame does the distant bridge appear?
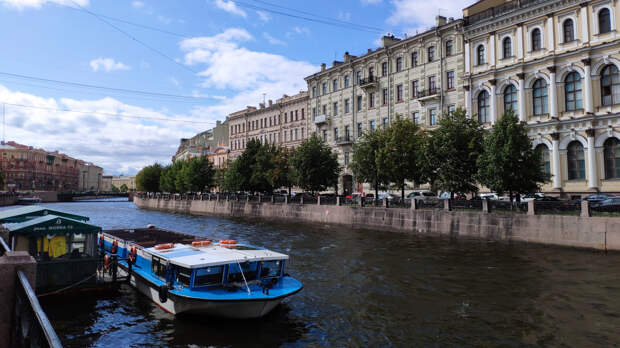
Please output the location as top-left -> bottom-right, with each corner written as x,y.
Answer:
57,191 -> 131,202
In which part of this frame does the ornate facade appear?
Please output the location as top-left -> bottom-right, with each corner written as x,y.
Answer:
463,0 -> 620,197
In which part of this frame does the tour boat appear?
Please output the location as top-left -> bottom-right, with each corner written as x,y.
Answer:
99,228 -> 303,318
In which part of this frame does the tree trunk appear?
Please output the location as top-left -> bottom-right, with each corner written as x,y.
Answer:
374,179 -> 379,206
401,182 -> 405,201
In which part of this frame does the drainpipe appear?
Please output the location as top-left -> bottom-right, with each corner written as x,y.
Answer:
438,28 -> 444,115
387,48 -> 392,123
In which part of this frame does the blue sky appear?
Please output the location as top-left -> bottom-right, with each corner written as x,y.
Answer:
0,0 -> 468,175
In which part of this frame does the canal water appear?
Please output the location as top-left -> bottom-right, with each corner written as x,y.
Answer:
26,200 -> 620,347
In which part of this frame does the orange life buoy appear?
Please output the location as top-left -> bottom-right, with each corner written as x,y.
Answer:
129,253 -> 136,264
104,254 -> 110,270
111,240 -> 118,254
98,235 -> 104,248
220,240 -> 237,244
201,240 -> 212,246
130,246 -> 137,255
154,243 -> 174,250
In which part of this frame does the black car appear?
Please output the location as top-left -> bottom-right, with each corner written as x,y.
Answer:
582,194 -> 616,205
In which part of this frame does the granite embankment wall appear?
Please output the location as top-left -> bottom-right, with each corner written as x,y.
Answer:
134,197 -> 620,251
0,194 -> 17,207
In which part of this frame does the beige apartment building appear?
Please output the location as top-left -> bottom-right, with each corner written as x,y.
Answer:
227,91 -> 309,159
305,17 -> 465,194
464,0 -> 620,197
77,161 -> 103,191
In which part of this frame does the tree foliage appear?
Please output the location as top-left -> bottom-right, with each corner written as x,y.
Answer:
120,184 -> 129,192
476,111 -> 548,201
158,158 -> 215,193
424,108 -> 484,197
291,135 -> 341,193
0,171 -> 4,190
136,163 -> 163,192
349,130 -> 389,199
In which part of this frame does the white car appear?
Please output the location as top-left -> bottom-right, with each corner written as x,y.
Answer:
479,193 -> 500,200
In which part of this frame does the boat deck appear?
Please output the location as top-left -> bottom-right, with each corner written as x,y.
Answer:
103,228 -> 197,248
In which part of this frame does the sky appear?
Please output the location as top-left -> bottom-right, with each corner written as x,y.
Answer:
0,0 -> 470,175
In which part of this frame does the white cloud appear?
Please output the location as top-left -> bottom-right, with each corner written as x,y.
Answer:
338,11 -> 351,21
0,0 -> 88,10
157,14 -> 172,24
387,0 -> 469,32
287,26 -> 310,38
131,1 -> 144,9
256,10 -> 270,22
179,28 -> 317,119
262,32 -> 286,46
89,58 -> 131,72
214,0 -> 246,18
361,0 -> 381,4
0,84 -> 210,174
169,77 -> 180,87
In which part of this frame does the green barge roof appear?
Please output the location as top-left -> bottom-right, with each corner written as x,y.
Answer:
0,206 -> 90,223
4,215 -> 101,236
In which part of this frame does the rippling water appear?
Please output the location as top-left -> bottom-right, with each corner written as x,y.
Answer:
21,200 -> 620,347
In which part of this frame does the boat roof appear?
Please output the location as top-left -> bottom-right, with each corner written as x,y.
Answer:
3,215 -> 102,236
146,243 -> 289,269
0,206 -> 90,223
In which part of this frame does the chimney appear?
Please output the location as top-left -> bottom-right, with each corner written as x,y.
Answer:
344,51 -> 350,62
321,63 -> 326,71
381,34 -> 400,48
436,15 -> 447,27
259,103 -> 265,109
368,48 -> 372,53
268,99 -> 273,107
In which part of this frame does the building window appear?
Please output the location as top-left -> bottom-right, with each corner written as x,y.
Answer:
565,72 -> 583,111
322,104 -> 327,115
445,40 -> 453,56
599,8 -> 611,34
503,84 -> 518,113
383,118 -> 388,128
411,51 -> 418,67
332,79 -> 337,92
312,86 -> 317,98
536,144 -> 551,176
601,64 -> 620,106
344,98 -> 350,113
412,80 -> 419,98
396,84 -> 403,102
356,71 -> 362,84
344,75 -> 350,88
532,79 -> 548,115
334,127 -> 339,141
502,37 -> 511,58
301,108 -> 305,119
477,45 -> 485,65
357,122 -> 363,136
368,67 -> 375,79
344,125 -> 350,140
332,102 -> 338,116
447,71 -> 454,89
567,141 -> 585,180
531,28 -> 542,51
370,120 -> 376,131
427,46 -> 435,62
344,152 -> 350,165
429,109 -> 437,126
428,76 -> 436,93
382,88 -> 388,105
448,104 -> 456,114
382,62 -> 388,76
301,128 -> 305,138
322,82 -> 327,95
478,90 -> 490,123
369,92 -> 375,108
322,130 -> 328,142
396,57 -> 403,72
313,107 -> 317,117
563,19 -> 575,42
357,95 -> 363,111
604,137 -> 620,179
412,112 -> 419,124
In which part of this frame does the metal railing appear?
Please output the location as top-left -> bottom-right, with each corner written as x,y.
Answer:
490,200 -> 528,213
335,136 -> 353,145
534,200 -> 581,215
359,76 -> 377,86
465,0 -> 550,25
0,235 -> 10,256
452,199 -> 483,210
413,88 -> 439,99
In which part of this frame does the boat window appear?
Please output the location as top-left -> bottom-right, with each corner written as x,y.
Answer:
176,266 -> 191,287
71,234 -> 85,254
194,266 -> 224,287
260,260 -> 282,278
151,257 -> 167,279
227,262 -> 258,283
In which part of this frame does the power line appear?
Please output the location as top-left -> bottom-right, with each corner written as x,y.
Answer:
1,102 -> 217,124
68,0 -> 197,75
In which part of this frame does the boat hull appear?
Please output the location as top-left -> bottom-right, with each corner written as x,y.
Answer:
120,264 -> 290,318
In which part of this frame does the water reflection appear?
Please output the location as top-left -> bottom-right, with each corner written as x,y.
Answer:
31,201 -> 620,347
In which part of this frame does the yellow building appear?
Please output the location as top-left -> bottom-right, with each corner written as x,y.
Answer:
463,0 -> 620,198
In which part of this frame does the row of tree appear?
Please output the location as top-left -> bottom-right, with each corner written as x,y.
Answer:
350,108 -> 548,202
136,157 -> 216,193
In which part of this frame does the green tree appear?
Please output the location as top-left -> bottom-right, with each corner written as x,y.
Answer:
111,184 -> 120,193
425,108 -> 484,197
223,159 -> 245,193
0,171 -> 4,190
291,135 -> 340,193
235,139 -> 262,192
349,130 -> 389,200
270,147 -> 296,195
136,163 -> 163,192
377,115 -> 424,200
181,157 -> 215,192
120,184 -> 129,192
250,144 -> 278,193
476,111 -> 548,202
214,166 -> 228,192
160,160 -> 184,193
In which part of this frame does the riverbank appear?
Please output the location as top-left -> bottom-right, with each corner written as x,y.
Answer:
134,196 -> 620,252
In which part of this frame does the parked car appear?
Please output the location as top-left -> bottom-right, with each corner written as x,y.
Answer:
407,190 -> 438,202
522,193 -> 545,202
478,193 -> 500,200
439,192 -> 466,200
378,193 -> 399,201
595,197 -> 620,207
582,193 -> 616,204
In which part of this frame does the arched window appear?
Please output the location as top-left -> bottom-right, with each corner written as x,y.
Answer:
604,137 -> 620,179
411,52 -> 418,67
502,37 -> 512,58
601,64 -> 620,106
531,28 -> 542,51
536,144 -> 551,176
563,19 -> 575,42
503,84 -> 517,112
477,90 -> 490,123
477,45 -> 485,65
445,40 -> 453,56
565,72 -> 583,111
599,8 -> 611,34
567,141 -> 585,180
533,79 -> 548,115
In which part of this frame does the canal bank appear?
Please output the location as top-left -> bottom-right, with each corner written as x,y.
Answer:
134,196 -> 620,252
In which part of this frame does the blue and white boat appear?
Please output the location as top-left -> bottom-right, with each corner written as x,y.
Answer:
99,228 -> 302,318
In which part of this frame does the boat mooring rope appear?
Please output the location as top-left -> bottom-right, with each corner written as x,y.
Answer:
37,272 -> 98,298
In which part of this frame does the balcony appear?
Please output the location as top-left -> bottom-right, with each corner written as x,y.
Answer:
335,135 -> 353,146
358,76 -> 378,90
465,0 -> 549,26
314,114 -> 328,125
413,89 -> 440,104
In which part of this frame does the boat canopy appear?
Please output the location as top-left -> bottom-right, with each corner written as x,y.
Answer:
0,206 -> 90,223
146,244 -> 289,269
3,215 -> 101,237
